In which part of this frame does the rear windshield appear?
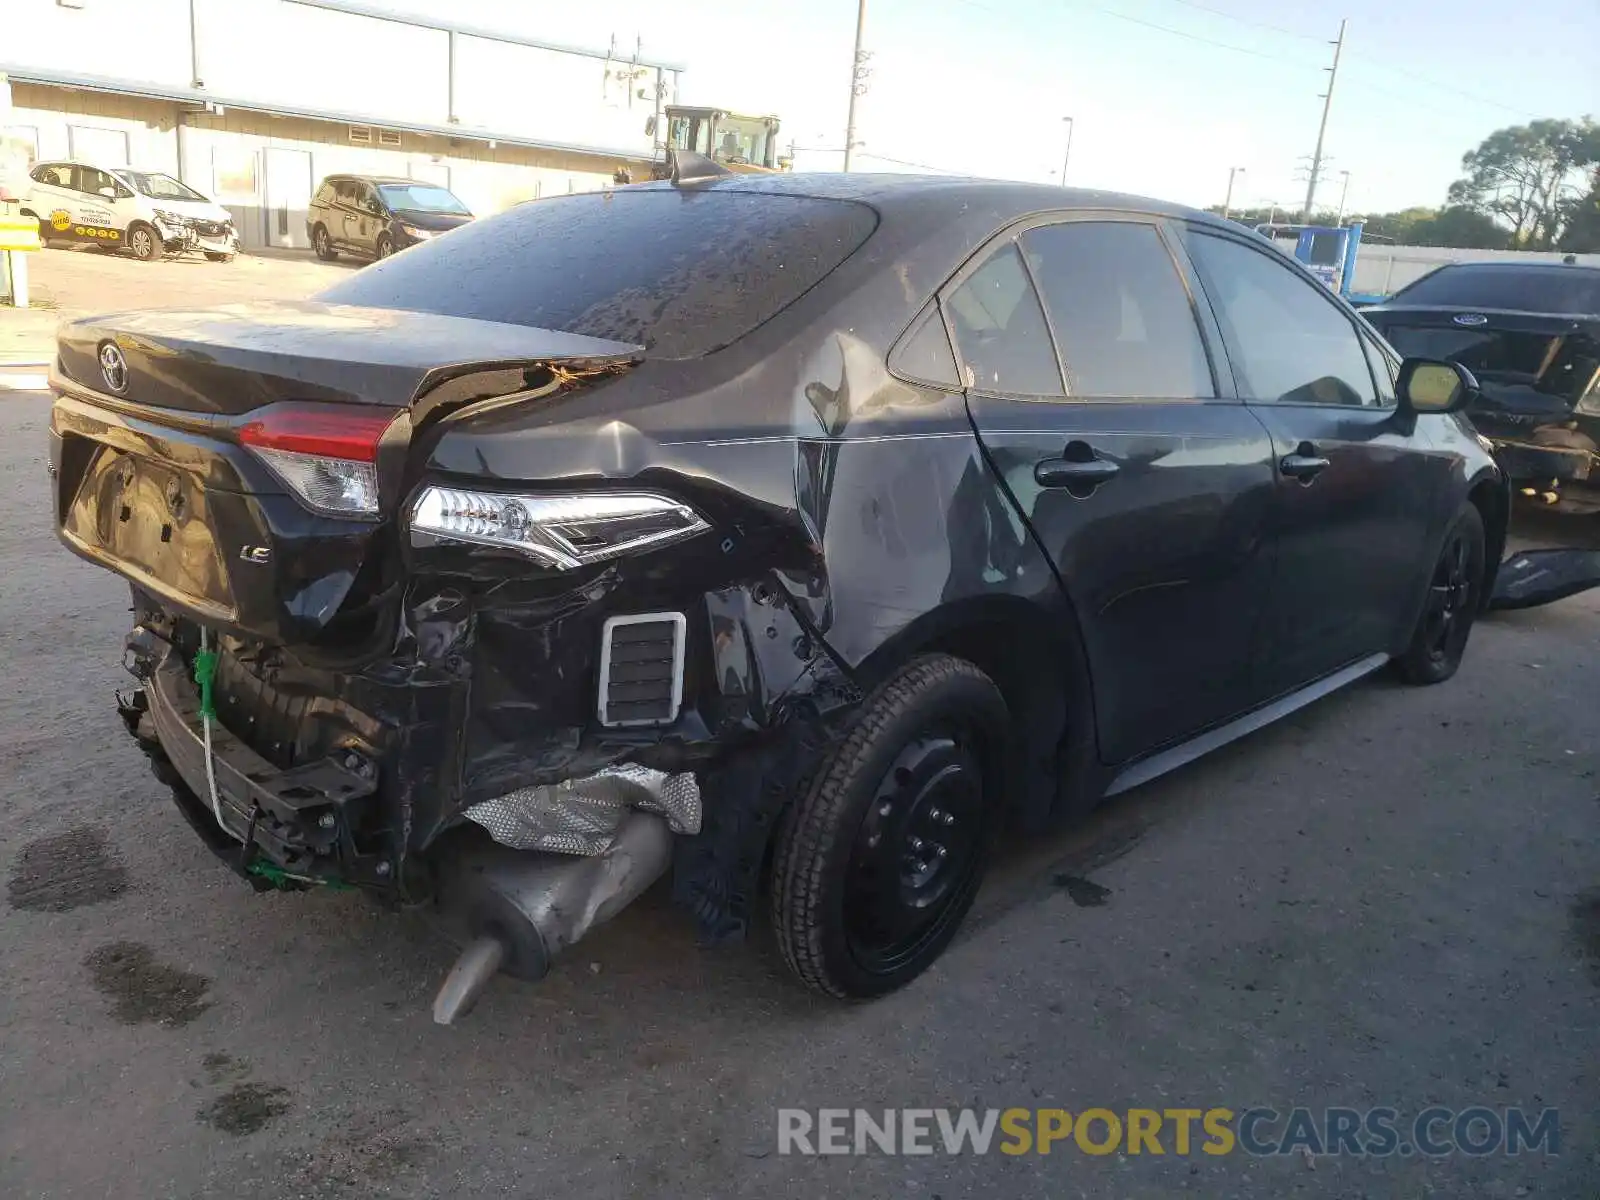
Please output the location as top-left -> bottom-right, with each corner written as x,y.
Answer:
1390,264 -> 1600,314
317,189 -> 878,358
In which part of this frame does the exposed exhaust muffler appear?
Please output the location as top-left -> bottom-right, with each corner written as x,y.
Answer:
430,812 -> 674,1024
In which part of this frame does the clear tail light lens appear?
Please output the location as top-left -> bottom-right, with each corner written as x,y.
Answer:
237,403 -> 399,519
409,488 -> 710,568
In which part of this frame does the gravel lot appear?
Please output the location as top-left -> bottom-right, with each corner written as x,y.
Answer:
28,242 -> 349,318
0,244 -> 350,367
0,389 -> 1596,1198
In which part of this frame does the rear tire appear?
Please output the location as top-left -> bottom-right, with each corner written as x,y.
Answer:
1396,502 -> 1485,685
128,222 -> 163,261
312,224 -> 337,261
770,654 -> 1007,999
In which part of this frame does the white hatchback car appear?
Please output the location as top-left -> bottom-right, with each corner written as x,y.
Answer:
22,161 -> 239,261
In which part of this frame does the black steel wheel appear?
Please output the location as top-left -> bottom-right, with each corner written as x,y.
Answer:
1396,502 -> 1485,685
771,654 -> 1006,998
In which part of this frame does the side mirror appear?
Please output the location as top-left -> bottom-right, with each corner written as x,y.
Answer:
1397,357 -> 1478,415
98,186 -> 117,199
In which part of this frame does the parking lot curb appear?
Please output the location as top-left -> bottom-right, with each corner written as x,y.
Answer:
0,363 -> 51,392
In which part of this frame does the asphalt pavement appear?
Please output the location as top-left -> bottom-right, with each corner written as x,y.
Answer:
1,389 -> 1596,1199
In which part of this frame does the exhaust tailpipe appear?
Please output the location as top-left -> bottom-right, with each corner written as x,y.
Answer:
431,812 -> 674,1024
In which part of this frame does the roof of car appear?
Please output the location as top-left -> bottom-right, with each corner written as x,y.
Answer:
631,171 -> 1226,228
320,174 -> 434,185
1427,259 -> 1600,276
35,160 -> 164,171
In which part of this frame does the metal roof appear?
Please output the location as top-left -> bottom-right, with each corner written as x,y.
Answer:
3,66 -> 660,165
285,0 -> 686,72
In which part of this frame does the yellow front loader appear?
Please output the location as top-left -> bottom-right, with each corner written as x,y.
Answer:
647,106 -> 788,181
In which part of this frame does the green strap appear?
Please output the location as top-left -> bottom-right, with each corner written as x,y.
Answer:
193,649 -> 218,720
246,860 -> 354,891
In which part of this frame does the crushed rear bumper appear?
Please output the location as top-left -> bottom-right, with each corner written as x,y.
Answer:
122,629 -> 388,886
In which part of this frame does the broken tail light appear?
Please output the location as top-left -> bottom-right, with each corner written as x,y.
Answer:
238,403 -> 400,519
408,488 -> 710,569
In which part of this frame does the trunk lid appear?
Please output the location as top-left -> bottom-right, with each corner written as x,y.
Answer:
1365,305 -> 1600,422
55,299 -> 640,415
51,300 -> 642,647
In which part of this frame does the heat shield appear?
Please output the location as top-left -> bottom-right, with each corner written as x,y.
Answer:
464,763 -> 702,855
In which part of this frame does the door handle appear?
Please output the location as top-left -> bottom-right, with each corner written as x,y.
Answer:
1035,444 -> 1120,493
1279,443 -> 1330,483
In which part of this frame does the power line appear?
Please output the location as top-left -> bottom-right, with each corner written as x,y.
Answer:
1155,0 -> 1540,117
1074,3 -> 1321,65
1159,0 -> 1321,42
943,0 -> 1316,65
956,0 -> 1541,119
856,152 -> 966,174
1342,53 -> 1538,118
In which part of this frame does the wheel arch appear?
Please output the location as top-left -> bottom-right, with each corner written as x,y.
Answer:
850,593 -> 1102,831
1466,467 -> 1509,606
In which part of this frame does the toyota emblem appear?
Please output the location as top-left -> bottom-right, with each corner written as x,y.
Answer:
99,341 -> 129,393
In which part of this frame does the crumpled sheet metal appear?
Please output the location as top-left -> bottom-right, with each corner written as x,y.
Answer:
464,763 -> 702,855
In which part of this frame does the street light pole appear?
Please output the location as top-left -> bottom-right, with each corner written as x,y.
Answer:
1059,116 -> 1074,186
1222,166 -> 1245,220
842,0 -> 868,171
1335,170 -> 1352,225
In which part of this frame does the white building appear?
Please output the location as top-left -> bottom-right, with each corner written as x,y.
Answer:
2,0 -> 683,250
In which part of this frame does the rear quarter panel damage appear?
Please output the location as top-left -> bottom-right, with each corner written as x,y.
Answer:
412,324 -> 1082,938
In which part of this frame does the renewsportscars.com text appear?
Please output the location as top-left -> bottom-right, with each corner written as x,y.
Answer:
777,1106 -> 1560,1158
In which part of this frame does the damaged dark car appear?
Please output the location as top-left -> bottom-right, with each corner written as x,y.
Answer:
1363,260 -> 1600,513
48,173 -> 1508,1021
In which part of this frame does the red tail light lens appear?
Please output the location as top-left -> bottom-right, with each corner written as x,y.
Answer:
238,403 -> 398,463
238,403 -> 400,519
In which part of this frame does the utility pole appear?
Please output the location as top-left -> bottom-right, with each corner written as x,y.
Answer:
1222,166 -> 1245,220
1058,117 -> 1074,186
842,0 -> 868,171
1301,18 -> 1346,221
1335,170 -> 1351,225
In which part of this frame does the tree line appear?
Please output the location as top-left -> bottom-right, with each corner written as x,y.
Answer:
1210,117 -> 1599,252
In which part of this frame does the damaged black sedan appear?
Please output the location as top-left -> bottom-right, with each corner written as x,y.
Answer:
1363,260 -> 1600,512
48,171 -> 1507,1020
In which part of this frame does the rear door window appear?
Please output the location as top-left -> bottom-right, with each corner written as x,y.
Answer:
78,167 -> 119,198
891,304 -> 961,387
319,189 -> 879,359
1021,220 -> 1215,398
32,164 -> 73,187
942,243 -> 1064,396
1187,231 -> 1378,407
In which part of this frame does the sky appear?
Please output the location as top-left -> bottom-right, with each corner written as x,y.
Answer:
380,0 -> 1600,215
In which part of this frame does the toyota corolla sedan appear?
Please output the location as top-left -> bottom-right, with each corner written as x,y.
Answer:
47,171 -> 1507,1021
